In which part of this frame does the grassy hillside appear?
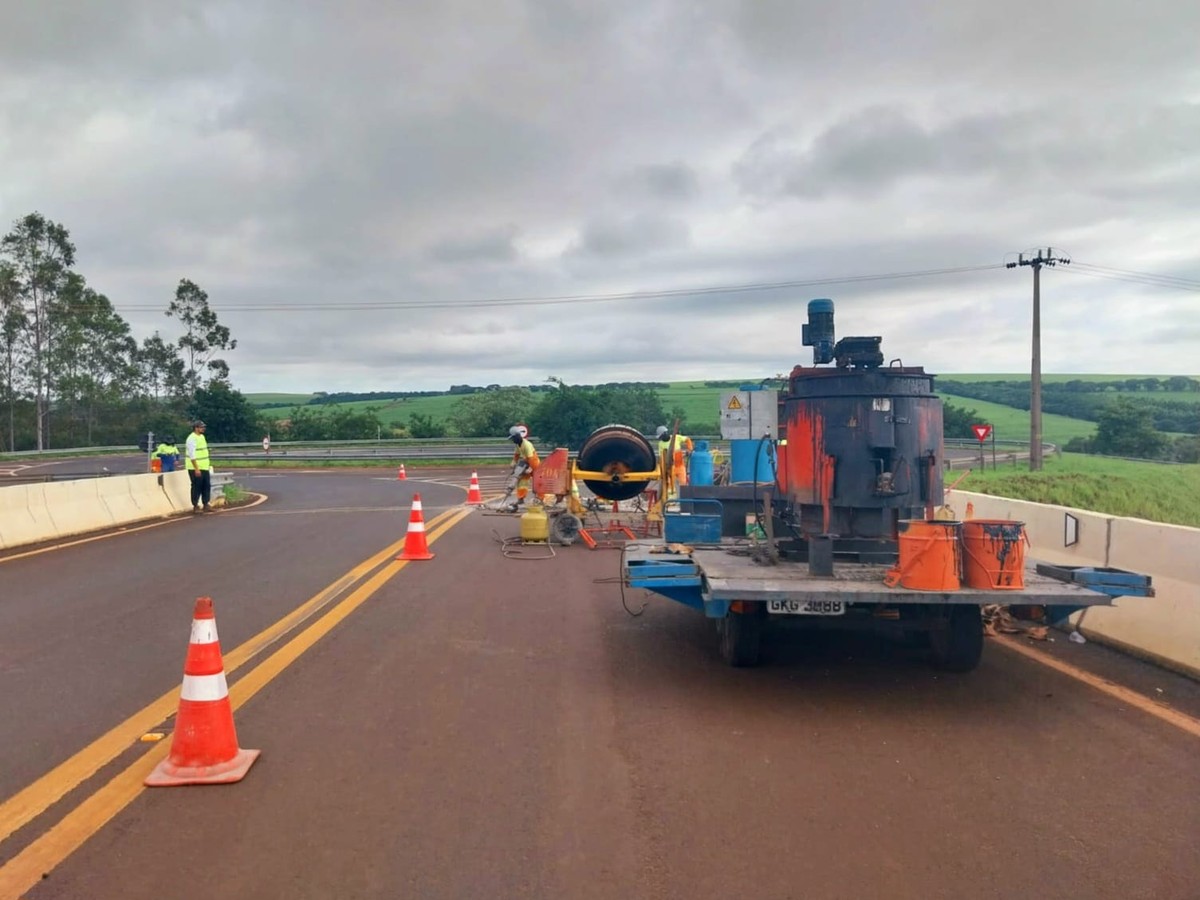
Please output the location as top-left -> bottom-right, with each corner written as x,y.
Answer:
938,373 -> 1194,383
938,393 -> 1097,446
956,453 -> 1200,528
244,392 -> 317,405
256,394 -> 468,427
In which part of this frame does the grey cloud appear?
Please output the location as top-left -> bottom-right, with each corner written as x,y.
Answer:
427,226 -> 521,264
622,163 -> 701,202
735,103 -> 1200,201
570,214 -> 691,258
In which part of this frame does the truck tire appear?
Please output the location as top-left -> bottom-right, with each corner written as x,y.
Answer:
928,605 -> 984,672
718,606 -> 764,667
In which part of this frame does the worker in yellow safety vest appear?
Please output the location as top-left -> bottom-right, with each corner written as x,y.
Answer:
656,425 -> 694,496
155,437 -> 180,472
507,424 -> 540,511
185,420 -> 212,512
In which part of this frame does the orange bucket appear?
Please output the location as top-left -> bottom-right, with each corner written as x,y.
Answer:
150,458 -> 162,473
892,520 -> 962,591
962,520 -> 1027,589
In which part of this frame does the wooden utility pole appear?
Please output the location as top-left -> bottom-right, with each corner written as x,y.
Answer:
1007,249 -> 1070,471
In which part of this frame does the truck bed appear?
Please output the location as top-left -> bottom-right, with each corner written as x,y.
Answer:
624,542 -> 1121,608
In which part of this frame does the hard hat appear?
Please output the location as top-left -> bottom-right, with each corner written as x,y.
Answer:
162,436 -> 174,444
508,425 -> 523,439
655,425 -> 669,439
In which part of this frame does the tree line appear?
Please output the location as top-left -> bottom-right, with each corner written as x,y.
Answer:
939,379 -> 1200,434
0,212 -> 257,450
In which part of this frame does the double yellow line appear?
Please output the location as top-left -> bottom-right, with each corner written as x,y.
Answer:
0,505 -> 472,897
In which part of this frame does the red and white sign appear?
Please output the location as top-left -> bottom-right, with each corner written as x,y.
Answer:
262,436 -> 271,452
971,424 -> 993,443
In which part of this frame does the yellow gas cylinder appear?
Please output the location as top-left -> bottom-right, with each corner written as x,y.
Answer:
519,505 -> 549,542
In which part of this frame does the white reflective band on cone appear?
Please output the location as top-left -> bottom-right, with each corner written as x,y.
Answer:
412,500 -> 423,511
189,619 -> 219,645
407,522 -> 425,532
180,672 -> 229,702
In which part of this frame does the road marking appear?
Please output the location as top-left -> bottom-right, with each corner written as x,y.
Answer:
0,506 -> 455,844
0,506 -> 472,899
996,637 -> 1200,739
0,492 -> 269,565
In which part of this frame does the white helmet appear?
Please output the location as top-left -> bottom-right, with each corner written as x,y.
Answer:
655,425 -> 669,439
508,426 -> 523,439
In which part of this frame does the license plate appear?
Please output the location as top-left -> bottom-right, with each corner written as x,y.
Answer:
767,599 -> 845,616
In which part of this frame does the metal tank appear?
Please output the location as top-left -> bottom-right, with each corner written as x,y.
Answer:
776,300 -> 944,564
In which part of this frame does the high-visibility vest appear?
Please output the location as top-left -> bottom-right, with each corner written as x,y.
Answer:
188,433 -> 211,471
156,443 -> 178,457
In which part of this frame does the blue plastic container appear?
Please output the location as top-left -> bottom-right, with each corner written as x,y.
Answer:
730,439 -> 775,484
689,440 -> 714,486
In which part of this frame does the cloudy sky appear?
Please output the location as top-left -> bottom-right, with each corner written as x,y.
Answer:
2,0 -> 1198,393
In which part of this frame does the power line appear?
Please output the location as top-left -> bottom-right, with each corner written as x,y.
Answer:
100,263 -> 1005,313
1063,263 -> 1200,292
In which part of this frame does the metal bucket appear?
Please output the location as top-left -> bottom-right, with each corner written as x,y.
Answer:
894,520 -> 962,591
962,520 -> 1027,589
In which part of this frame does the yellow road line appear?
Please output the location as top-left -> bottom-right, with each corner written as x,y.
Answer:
0,507 -> 472,898
0,491 -> 270,565
996,636 -> 1200,739
0,507 -> 456,844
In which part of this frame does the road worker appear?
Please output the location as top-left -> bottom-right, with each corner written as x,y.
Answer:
656,425 -> 694,496
155,436 -> 180,473
507,424 -> 540,511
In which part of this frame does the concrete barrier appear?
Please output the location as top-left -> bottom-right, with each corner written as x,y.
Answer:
0,473 -> 188,551
947,489 -> 1200,679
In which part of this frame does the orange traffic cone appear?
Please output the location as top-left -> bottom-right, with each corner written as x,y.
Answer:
397,464 -> 407,480
145,598 -> 260,786
466,471 -> 483,504
397,493 -> 434,560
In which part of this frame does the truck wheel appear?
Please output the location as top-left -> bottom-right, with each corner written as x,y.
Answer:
929,605 -> 984,672
718,606 -> 763,667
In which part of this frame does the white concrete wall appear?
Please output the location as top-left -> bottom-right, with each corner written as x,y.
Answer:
0,473 -> 187,551
947,489 -> 1200,679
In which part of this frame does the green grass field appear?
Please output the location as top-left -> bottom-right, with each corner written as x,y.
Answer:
256,394 -> 468,427
956,453 -> 1200,528
244,392 -> 317,405
938,393 -> 1098,446
937,373 -> 1196,383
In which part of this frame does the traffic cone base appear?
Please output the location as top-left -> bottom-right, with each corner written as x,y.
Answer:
398,493 -> 434,560
145,747 -> 261,786
144,597 -> 260,788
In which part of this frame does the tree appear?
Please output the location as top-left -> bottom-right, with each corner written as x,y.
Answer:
138,332 -> 187,402
942,402 -> 983,440
528,378 -> 668,448
447,386 -> 536,437
52,278 -> 138,444
407,413 -> 446,438
0,263 -> 26,451
187,383 -> 262,442
167,278 -> 236,397
1092,398 -> 1167,459
0,213 -> 77,449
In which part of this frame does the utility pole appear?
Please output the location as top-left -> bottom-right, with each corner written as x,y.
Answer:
1006,248 -> 1070,471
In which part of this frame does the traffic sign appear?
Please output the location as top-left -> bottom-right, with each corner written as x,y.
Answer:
971,424 -> 993,443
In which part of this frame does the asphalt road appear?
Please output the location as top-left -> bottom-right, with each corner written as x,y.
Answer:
1,467 -> 1197,899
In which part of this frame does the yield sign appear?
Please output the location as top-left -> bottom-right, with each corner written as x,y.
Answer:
971,424 -> 993,443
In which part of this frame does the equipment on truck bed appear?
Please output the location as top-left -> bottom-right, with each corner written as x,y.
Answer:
620,299 -> 1156,670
